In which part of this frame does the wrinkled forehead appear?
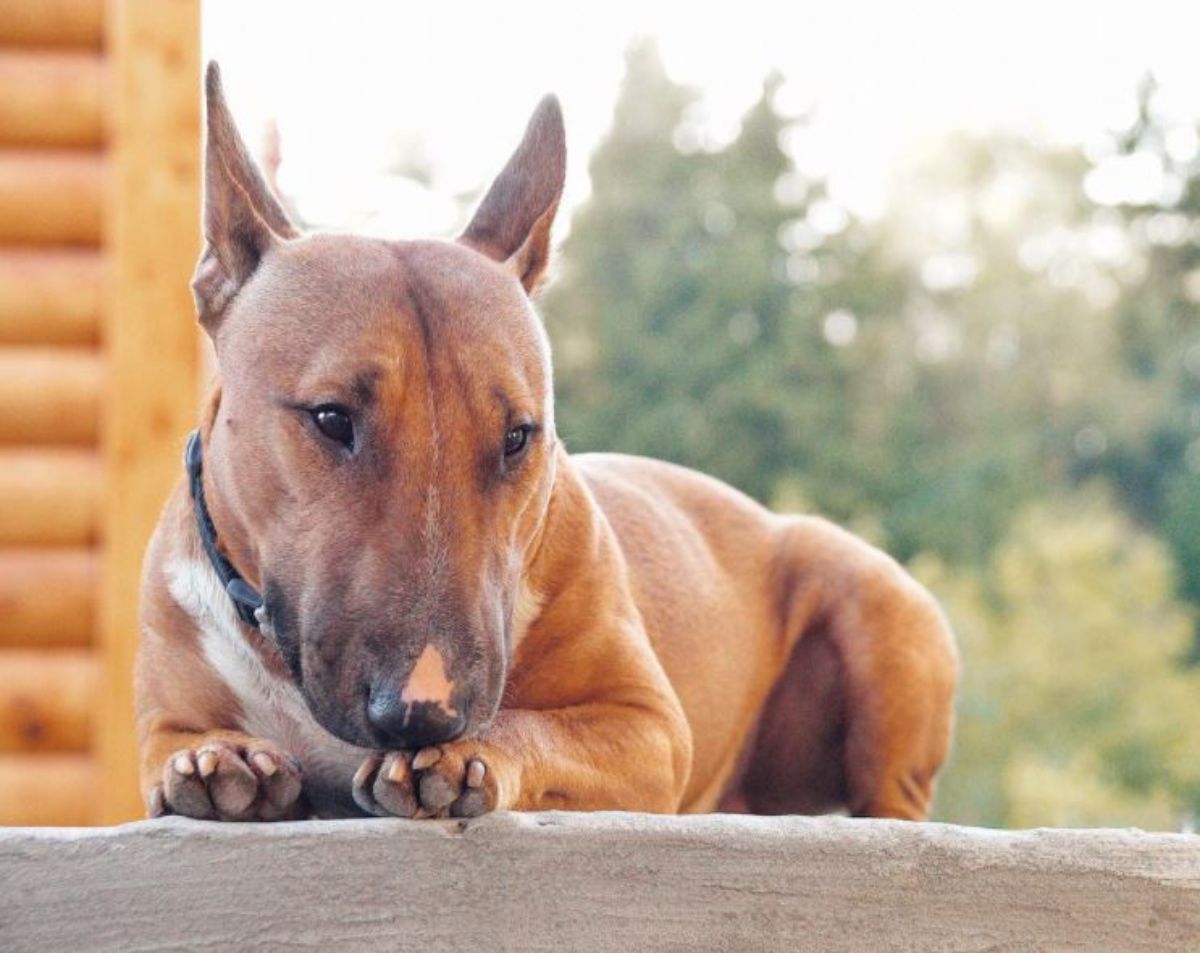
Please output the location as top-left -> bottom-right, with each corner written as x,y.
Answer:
218,234 -> 550,397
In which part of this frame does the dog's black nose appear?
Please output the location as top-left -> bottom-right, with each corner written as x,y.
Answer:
366,684 -> 466,749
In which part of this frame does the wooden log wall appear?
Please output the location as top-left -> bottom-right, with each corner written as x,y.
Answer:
0,0 -> 201,825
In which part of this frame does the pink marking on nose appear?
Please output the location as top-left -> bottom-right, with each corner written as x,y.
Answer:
401,644 -> 458,716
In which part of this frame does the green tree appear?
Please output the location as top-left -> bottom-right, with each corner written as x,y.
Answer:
847,135 -> 1110,564
544,38 -> 707,471
917,490 -> 1200,829
544,42 -> 859,501
1072,77 -> 1200,653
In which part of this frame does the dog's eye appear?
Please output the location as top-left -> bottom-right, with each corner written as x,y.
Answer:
504,424 -> 532,458
311,405 -> 354,450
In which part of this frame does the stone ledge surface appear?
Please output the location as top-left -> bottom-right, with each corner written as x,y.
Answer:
0,812 -> 1197,951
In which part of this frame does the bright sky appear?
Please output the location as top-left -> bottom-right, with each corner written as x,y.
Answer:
203,0 -> 1200,233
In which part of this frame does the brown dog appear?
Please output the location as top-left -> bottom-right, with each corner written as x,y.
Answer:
135,64 -> 956,822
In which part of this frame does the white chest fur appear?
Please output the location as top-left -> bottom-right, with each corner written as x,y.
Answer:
166,556 -> 368,816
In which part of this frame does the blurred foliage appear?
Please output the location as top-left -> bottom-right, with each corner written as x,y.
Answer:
914,492 -> 1200,828
541,41 -> 1200,829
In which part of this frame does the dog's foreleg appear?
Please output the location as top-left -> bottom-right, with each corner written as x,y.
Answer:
352,613 -> 694,819
352,699 -> 691,819
136,572 -> 307,821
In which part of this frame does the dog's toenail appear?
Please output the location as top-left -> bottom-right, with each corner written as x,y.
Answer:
412,748 -> 441,771
466,760 -> 486,788
173,754 -> 194,776
251,751 -> 277,777
197,751 -> 218,777
353,756 -> 379,789
386,758 -> 408,783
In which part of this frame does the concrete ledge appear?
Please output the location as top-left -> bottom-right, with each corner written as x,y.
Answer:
0,813 -> 1197,951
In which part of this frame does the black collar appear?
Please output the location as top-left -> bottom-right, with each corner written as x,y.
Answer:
185,430 -> 264,629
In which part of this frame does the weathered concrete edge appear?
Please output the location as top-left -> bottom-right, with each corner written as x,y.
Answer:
2,813 -> 1198,952
4,810 -> 1196,864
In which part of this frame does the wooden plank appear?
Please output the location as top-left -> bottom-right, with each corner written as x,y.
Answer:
0,52 -> 106,148
0,650 -> 96,752
0,347 -> 103,445
1,815 -> 1199,948
0,450 -> 101,545
0,151 -> 104,246
0,549 -> 96,647
0,755 -> 94,825
100,0 -> 201,824
0,0 -> 105,49
0,249 -> 105,346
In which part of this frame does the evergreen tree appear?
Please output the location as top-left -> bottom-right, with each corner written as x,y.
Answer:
544,44 -> 853,501
860,136 -> 1101,564
1072,77 -> 1200,653
544,39 -> 708,473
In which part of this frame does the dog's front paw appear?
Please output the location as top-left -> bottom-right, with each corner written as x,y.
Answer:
352,744 -> 499,819
153,738 -> 303,821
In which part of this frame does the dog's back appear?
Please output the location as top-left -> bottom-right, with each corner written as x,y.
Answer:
578,452 -> 957,817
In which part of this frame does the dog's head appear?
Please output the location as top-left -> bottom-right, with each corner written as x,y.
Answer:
192,65 -> 563,750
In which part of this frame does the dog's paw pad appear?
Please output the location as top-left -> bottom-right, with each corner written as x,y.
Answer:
352,754 -> 384,816
374,752 -> 420,818
160,739 -> 302,821
196,744 -> 257,817
418,771 -> 457,812
415,748 -> 498,818
163,750 -> 217,819
451,762 -> 492,817
146,783 -> 168,818
356,752 -> 420,818
246,747 -> 303,820
353,752 -> 418,818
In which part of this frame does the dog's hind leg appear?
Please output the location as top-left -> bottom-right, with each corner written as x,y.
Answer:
726,516 -> 957,821
723,622 -> 852,816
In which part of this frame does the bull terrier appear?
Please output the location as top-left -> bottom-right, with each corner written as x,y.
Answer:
136,64 -> 957,821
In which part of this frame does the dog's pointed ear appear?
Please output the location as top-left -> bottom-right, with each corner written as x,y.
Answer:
460,95 -> 565,294
192,62 -> 299,332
